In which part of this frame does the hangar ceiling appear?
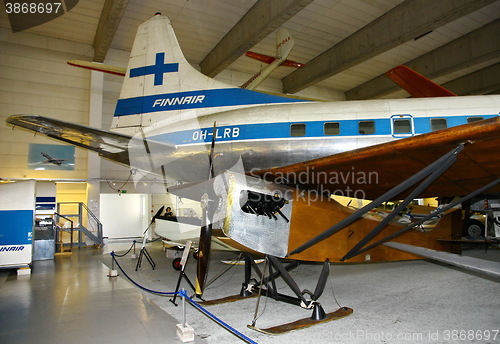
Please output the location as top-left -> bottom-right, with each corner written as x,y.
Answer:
1,0 -> 499,100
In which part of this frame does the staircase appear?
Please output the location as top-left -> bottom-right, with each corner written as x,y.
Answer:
55,202 -> 103,249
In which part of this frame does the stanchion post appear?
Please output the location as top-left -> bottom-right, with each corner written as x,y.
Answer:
108,252 -> 118,277
131,240 -> 137,259
182,288 -> 187,328
176,289 -> 195,342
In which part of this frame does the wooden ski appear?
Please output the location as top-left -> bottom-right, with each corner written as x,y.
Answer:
200,293 -> 258,306
247,307 -> 353,335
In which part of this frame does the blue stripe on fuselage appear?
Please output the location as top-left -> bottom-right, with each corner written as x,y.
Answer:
114,88 -> 308,117
152,119 -> 392,145
151,115 -> 498,145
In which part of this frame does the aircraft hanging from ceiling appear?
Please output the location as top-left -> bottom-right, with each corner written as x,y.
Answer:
240,27 -> 299,90
6,14 -> 500,324
385,65 -> 457,98
67,27 -> 301,92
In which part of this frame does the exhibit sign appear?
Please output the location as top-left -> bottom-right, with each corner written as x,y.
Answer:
0,181 -> 35,267
28,143 -> 75,170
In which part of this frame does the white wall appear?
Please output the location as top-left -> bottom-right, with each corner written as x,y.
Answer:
0,27 -> 92,180
99,193 -> 148,239
0,26 -> 132,182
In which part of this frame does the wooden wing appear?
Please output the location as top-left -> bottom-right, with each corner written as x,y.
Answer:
253,116 -> 500,200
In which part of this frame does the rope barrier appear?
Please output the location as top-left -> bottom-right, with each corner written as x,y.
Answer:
110,251 -> 259,344
111,252 -> 177,295
182,290 -> 259,344
113,241 -> 136,257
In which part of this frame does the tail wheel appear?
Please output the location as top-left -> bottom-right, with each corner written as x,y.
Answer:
172,257 -> 182,271
462,219 -> 485,237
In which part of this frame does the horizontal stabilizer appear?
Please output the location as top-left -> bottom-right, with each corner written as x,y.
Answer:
384,242 -> 500,279
67,60 -> 126,76
245,51 -> 304,68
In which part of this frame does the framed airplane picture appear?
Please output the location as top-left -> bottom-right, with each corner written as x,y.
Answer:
28,144 -> 75,170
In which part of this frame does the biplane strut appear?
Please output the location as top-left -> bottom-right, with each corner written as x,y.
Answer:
288,144 -> 467,259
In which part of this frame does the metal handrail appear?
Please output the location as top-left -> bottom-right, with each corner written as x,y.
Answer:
81,202 -> 103,242
54,212 -> 74,252
56,202 -> 103,247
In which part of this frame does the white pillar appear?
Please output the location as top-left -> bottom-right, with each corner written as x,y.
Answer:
87,70 -> 103,218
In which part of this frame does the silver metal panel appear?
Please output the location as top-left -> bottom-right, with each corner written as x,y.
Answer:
213,171 -> 293,257
163,136 -> 387,182
33,239 -> 55,261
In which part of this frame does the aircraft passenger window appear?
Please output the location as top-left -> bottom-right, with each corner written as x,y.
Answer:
290,123 -> 306,136
324,122 -> 340,135
430,118 -> 447,131
358,121 -> 375,135
393,119 -> 412,133
467,116 -> 484,123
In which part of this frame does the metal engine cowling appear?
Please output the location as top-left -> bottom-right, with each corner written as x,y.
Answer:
212,171 -> 293,257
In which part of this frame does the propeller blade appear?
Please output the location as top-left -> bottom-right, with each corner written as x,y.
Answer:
196,195 -> 213,296
152,205 -> 165,222
143,205 -> 165,235
208,121 -> 216,179
312,259 -> 330,301
195,122 -> 217,296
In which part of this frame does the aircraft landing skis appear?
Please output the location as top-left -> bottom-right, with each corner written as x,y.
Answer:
247,306 -> 353,335
199,293 -> 258,306
201,253 -> 353,334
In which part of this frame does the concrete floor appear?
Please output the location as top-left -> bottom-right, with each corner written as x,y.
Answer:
102,241 -> 500,344
0,243 -> 207,344
1,241 -> 499,344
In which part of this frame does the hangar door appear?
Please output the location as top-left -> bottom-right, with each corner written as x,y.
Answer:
100,194 -> 148,239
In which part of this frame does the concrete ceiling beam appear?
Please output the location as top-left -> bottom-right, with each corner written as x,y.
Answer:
444,63 -> 500,95
200,0 -> 313,77
282,0 -> 496,94
346,19 -> 500,99
93,0 -> 128,63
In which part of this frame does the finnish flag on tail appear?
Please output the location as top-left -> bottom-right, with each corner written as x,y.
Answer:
113,14 -> 306,126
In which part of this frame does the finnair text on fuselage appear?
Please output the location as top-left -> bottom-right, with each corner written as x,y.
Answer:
153,95 -> 205,107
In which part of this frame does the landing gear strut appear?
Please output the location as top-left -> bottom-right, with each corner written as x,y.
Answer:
202,253 -> 352,334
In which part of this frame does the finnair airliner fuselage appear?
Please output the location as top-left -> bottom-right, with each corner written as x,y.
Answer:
113,93 -> 500,182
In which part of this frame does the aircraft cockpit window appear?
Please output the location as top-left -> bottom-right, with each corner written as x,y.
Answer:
393,119 -> 412,133
358,121 -> 375,135
324,122 -> 340,135
430,118 -> 447,131
467,116 -> 484,123
290,123 -> 306,136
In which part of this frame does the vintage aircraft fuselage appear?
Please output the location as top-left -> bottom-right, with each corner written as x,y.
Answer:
112,94 -> 500,187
